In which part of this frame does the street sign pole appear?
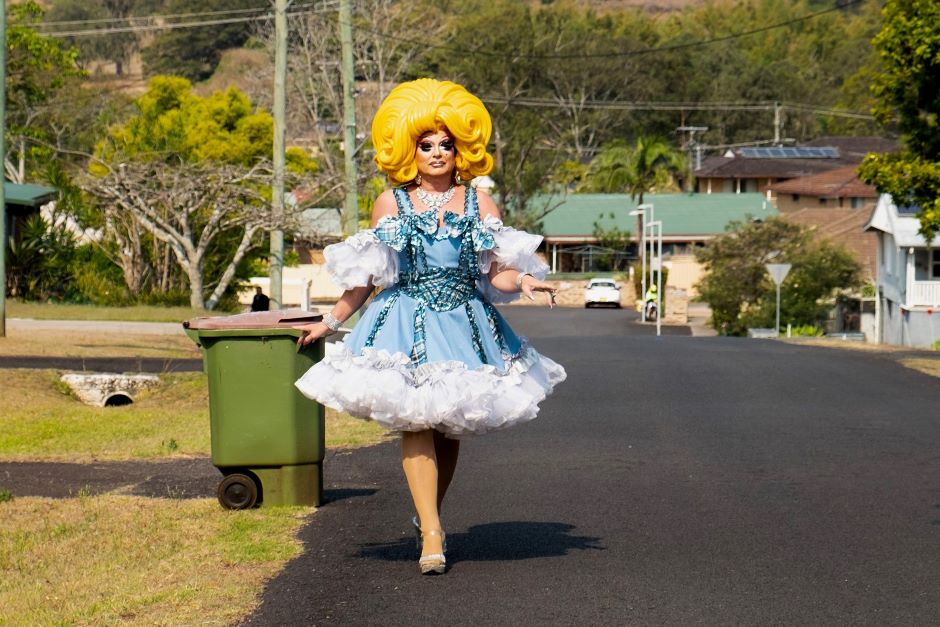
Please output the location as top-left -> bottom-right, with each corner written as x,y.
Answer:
766,263 -> 792,337
0,6 -> 6,337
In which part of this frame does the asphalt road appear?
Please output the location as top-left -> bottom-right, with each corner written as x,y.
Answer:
237,307 -> 940,626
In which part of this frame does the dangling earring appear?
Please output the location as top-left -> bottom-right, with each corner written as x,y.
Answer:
454,172 -> 464,185
414,173 -> 422,186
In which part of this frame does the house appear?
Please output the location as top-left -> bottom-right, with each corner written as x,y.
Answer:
865,194 -> 940,348
537,192 -> 776,296
767,166 -> 880,280
693,136 -> 897,195
538,192 -> 776,269
3,182 -> 59,241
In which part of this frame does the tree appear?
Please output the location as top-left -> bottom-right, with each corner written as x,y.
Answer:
83,77 -> 319,309
578,137 -> 684,200
5,1 -> 83,182
591,216 -> 631,272
45,0 -> 139,75
579,137 -> 685,250
695,217 -> 862,336
81,160 -> 276,310
142,0 -> 267,81
858,0 -> 940,242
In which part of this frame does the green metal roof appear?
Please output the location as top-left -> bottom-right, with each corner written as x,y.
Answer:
4,182 -> 58,207
536,192 -> 776,239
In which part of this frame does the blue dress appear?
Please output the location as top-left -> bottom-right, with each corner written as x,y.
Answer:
295,186 -> 566,437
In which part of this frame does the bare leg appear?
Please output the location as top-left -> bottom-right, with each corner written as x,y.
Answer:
401,430 -> 444,557
433,430 -> 460,512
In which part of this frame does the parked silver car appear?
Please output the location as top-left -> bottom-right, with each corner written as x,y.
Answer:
584,278 -> 621,308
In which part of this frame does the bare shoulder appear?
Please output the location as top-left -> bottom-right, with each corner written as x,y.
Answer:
371,189 -> 399,227
476,190 -> 502,221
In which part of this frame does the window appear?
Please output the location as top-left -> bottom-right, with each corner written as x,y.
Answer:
933,249 -> 940,279
791,194 -> 800,202
850,197 -> 864,209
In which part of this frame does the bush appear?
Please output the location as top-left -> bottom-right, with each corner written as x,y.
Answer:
71,245 -> 130,306
6,215 -> 77,301
789,324 -> 824,337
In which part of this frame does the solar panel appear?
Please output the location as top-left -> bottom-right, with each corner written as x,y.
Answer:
740,146 -> 840,159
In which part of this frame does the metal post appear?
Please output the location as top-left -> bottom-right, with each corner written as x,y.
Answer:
339,0 -> 358,236
657,222 -> 663,337
0,5 -> 6,337
268,0 -> 289,310
647,220 -> 663,337
630,205 -> 652,321
775,282 -> 781,337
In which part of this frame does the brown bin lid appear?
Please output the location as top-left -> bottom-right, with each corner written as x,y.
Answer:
183,308 -> 322,330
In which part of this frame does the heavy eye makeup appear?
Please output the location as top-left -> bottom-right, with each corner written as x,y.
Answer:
418,139 -> 455,152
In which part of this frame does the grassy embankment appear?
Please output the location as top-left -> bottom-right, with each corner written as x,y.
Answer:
0,302 -> 388,625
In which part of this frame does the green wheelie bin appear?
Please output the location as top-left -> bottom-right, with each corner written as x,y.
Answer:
183,309 -> 326,509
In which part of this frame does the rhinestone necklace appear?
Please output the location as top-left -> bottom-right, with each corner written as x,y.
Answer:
415,184 -> 456,213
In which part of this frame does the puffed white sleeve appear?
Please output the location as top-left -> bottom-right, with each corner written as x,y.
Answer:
475,215 -> 550,303
323,230 -> 399,290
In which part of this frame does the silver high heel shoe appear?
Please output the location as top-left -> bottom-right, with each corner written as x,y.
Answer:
413,516 -> 447,552
418,529 -> 446,575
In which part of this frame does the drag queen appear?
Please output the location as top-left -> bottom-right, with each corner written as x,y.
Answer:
294,79 -> 566,574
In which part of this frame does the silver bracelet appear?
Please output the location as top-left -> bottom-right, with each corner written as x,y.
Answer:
515,272 -> 533,289
322,312 -> 342,333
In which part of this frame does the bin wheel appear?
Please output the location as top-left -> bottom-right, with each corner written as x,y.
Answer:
217,473 -> 258,510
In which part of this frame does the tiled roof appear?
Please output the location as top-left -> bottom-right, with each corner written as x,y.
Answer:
695,155 -> 843,179
694,136 -> 899,180
537,192 -> 776,240
767,166 -> 877,198
783,206 -> 877,279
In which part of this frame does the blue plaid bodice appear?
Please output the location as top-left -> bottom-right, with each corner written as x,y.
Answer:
363,186 -> 508,366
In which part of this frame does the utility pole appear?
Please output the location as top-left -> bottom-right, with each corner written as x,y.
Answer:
339,0 -> 358,236
676,126 -> 707,194
268,0 -> 289,310
773,102 -> 782,145
0,6 -> 7,337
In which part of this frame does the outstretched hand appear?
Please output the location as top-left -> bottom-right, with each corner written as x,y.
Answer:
521,277 -> 558,309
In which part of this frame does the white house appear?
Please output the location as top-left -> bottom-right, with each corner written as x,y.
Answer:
865,194 -> 940,348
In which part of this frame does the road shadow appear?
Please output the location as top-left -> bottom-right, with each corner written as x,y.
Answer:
323,487 -> 378,503
356,521 -> 604,564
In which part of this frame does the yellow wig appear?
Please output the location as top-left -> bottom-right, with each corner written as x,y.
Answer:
371,78 -> 494,186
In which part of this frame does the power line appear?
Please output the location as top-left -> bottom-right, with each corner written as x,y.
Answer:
350,0 -> 864,61
482,96 -> 874,120
36,5 -> 273,28
35,3 -> 337,38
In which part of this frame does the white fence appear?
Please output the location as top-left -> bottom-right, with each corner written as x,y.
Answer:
909,281 -> 940,307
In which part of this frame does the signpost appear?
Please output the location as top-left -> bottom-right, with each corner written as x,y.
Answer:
766,263 -> 792,337
648,220 -> 663,337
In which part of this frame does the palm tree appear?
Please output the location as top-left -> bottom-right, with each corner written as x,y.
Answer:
579,136 -> 686,255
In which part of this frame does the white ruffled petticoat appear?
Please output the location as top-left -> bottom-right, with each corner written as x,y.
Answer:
296,341 -> 566,437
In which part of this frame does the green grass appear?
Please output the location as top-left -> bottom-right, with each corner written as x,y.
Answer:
6,300 -> 226,322
0,495 -> 309,626
0,370 -> 210,461
0,369 -> 389,461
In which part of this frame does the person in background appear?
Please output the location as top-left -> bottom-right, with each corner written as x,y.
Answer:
250,287 -> 270,312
